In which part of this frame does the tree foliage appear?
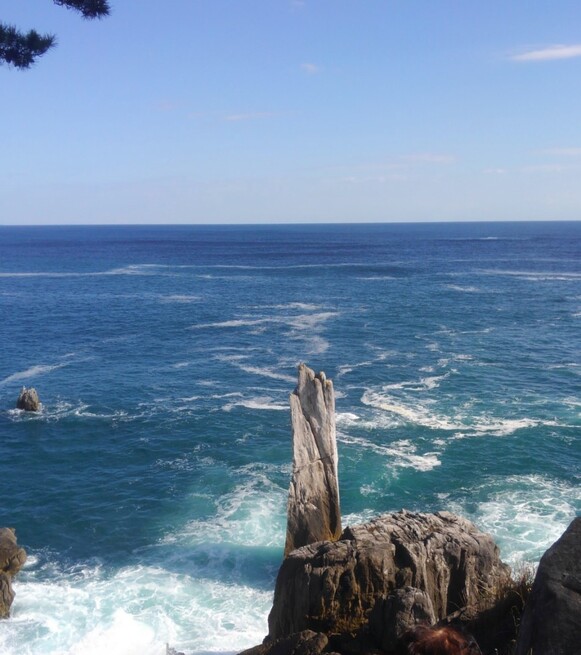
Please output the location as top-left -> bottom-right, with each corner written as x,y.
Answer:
0,0 -> 110,69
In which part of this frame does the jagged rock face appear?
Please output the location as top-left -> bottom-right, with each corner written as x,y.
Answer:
369,586 -> 436,651
16,386 -> 41,411
515,517 -> 581,655
284,364 -> 341,557
0,528 -> 27,618
269,510 -> 509,641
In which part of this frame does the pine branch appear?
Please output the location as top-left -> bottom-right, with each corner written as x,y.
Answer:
53,1 -> 111,19
0,1 -> 111,69
0,24 -> 55,69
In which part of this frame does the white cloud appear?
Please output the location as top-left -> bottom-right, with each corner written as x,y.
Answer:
522,164 -> 567,173
484,168 -> 508,175
542,147 -> 581,157
301,62 -> 321,74
511,44 -> 581,62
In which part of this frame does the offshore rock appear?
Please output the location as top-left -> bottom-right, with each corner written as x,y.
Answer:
515,516 -> 581,655
269,510 -> 509,642
0,528 -> 27,618
16,386 -> 41,411
284,364 -> 341,557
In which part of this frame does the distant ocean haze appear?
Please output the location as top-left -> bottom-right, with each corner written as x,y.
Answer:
0,222 -> 579,655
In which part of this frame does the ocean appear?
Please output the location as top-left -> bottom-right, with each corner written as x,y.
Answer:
0,222 -> 579,655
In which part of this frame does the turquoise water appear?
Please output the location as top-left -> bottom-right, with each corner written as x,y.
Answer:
0,222 -> 579,654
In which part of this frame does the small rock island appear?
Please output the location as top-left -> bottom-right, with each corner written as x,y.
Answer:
240,363 -> 580,655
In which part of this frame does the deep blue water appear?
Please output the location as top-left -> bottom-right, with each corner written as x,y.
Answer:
0,222 -> 579,654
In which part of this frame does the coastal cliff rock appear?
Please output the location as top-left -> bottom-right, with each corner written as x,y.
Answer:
0,528 -> 27,618
284,364 -> 341,557
16,386 -> 41,411
269,510 -> 509,644
515,516 -> 581,655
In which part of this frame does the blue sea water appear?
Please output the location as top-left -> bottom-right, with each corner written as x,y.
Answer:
0,222 -> 579,655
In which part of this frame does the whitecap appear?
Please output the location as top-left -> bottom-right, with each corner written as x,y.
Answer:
222,396 -> 287,412
0,363 -> 68,386
159,294 -> 200,303
450,474 -> 581,565
6,560 -> 272,655
237,365 -> 296,384
192,318 -> 271,329
337,432 -> 441,472
446,284 -> 481,292
361,389 -> 558,436
335,412 -> 360,425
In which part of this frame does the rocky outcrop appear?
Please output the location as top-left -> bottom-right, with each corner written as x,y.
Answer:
0,528 -> 27,618
515,516 -> 581,655
240,631 -> 330,655
284,364 -> 341,557
16,386 -> 41,411
269,510 -> 509,645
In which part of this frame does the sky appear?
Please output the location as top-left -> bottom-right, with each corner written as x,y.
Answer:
2,1 -> 581,225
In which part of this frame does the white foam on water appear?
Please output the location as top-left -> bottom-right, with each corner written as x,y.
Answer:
336,360 -> 373,377
450,474 -> 581,566
234,365 -> 296,384
192,319 -> 271,329
3,461 -> 289,655
299,335 -> 330,355
164,466 -> 287,549
355,276 -> 396,280
338,432 -> 441,472
361,389 -> 560,436
284,311 -> 339,330
335,412 -> 360,426
222,397 -> 287,412
160,295 -> 201,303
478,269 -> 581,281
0,265 -> 180,279
4,563 -> 271,655
263,302 -> 323,311
0,363 -> 68,386
381,372 -> 451,392
6,400 -> 134,424
446,284 -> 481,293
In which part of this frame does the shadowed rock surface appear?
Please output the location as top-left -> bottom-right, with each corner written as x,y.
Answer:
515,516 -> 581,655
240,630 -> 330,655
284,364 -> 341,557
16,386 -> 41,411
0,528 -> 27,618
270,510 -> 509,642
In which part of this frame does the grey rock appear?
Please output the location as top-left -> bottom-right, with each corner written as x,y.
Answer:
16,386 -> 41,411
269,510 -> 509,641
369,586 -> 436,651
284,364 -> 341,557
0,528 -> 27,618
515,516 -> 581,655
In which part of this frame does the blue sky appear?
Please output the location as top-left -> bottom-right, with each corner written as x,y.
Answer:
2,1 -> 581,224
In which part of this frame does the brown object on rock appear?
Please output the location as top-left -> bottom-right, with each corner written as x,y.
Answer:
399,625 -> 482,655
284,364 -> 341,557
269,510 -> 509,641
0,527 -> 27,618
515,516 -> 581,655
16,386 -> 41,411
